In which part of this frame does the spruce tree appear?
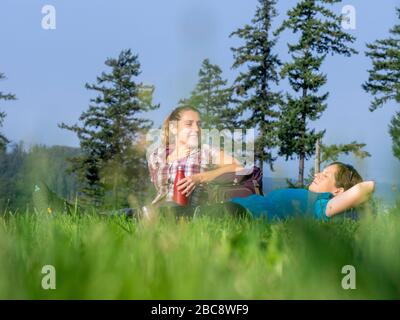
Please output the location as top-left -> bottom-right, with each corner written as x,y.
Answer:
59,49 -> 159,208
276,0 -> 357,186
0,72 -> 16,150
230,0 -> 282,171
363,7 -> 400,159
179,58 -> 235,131
295,139 -> 370,188
389,113 -> 400,159
320,141 -> 370,164
301,140 -> 370,187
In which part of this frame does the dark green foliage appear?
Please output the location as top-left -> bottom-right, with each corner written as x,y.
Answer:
363,8 -> 400,111
0,143 -> 80,213
230,0 -> 282,171
276,0 -> 357,186
179,58 -> 236,131
321,141 -> 370,163
0,72 -> 16,150
59,49 -> 159,208
389,111 -> 400,159
363,8 -> 400,159
0,143 -> 24,212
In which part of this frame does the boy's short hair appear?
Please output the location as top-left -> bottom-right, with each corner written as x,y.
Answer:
329,162 -> 363,191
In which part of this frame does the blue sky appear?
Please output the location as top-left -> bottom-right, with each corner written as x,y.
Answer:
0,0 -> 399,184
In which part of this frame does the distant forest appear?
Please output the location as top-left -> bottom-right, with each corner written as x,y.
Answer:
0,144 -> 80,212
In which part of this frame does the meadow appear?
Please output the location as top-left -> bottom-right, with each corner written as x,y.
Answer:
0,205 -> 399,300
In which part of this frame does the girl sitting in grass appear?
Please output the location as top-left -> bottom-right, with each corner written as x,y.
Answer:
147,105 -> 244,206
32,105 -> 245,215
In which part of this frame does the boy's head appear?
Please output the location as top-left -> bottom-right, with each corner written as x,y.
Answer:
308,162 -> 363,196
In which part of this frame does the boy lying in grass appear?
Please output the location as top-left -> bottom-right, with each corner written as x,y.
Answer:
145,162 -> 375,221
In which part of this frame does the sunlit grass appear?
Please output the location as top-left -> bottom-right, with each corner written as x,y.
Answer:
0,209 -> 399,299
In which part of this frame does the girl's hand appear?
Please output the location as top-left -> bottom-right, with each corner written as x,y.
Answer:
177,174 -> 202,196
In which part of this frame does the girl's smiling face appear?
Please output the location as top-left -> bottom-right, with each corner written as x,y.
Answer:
308,164 -> 344,196
172,110 -> 201,148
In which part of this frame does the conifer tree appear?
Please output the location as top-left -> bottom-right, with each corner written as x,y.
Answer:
59,49 -> 159,208
180,58 -> 235,131
230,0 -> 282,171
320,141 -> 370,164
0,72 -> 16,150
276,0 -> 357,186
363,8 -> 400,159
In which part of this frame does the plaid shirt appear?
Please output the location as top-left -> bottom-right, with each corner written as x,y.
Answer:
147,144 -> 220,204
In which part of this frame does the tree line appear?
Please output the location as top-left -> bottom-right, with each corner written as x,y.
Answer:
0,143 -> 80,213
0,0 -> 398,211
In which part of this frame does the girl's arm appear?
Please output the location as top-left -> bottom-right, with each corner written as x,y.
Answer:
147,152 -> 161,190
177,149 -> 244,196
325,181 -> 375,217
195,149 -> 244,184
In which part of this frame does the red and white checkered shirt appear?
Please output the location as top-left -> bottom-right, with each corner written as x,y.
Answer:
147,144 -> 220,204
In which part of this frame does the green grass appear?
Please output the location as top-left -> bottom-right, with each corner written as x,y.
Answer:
0,209 -> 399,299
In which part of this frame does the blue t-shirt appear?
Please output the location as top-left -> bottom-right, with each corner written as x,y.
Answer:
230,189 -> 334,221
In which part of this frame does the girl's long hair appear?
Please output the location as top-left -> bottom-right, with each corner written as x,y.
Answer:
161,105 -> 200,149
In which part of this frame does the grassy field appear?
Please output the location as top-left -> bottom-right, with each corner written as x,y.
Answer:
0,208 -> 399,299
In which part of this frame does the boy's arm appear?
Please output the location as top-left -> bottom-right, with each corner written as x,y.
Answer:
325,181 -> 375,217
